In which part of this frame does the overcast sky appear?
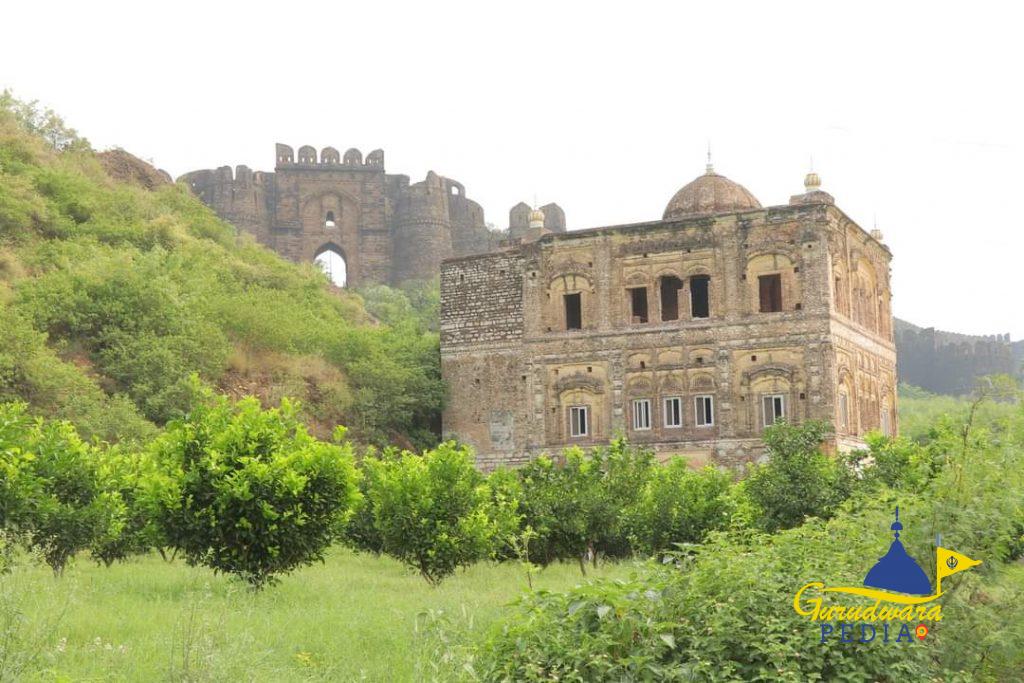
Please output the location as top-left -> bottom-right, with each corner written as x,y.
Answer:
3,1 -> 1021,338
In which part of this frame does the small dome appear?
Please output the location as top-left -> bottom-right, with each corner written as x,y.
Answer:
663,165 -> 762,220
528,207 -> 545,229
804,171 -> 822,192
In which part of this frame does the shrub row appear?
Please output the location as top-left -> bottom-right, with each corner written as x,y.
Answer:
8,381 -> 1013,595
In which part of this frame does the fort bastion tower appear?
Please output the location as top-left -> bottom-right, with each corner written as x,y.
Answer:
440,165 -> 897,469
180,145 -> 500,286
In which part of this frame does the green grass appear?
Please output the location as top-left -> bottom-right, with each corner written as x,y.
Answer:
0,548 -> 636,681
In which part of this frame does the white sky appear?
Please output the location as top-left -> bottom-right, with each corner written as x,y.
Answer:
2,1 -> 1022,338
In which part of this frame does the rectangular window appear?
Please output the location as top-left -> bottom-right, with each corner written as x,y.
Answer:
839,393 -> 849,430
762,394 -> 786,426
659,276 -> 682,321
690,275 -> 710,318
694,395 -> 714,427
628,287 -> 649,323
564,293 -> 582,330
631,399 -> 652,430
569,405 -> 589,437
758,274 -> 783,313
663,396 -> 683,428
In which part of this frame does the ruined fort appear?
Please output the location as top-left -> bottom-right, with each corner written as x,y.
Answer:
180,145 -> 562,286
440,166 -> 897,469
895,319 -> 1023,395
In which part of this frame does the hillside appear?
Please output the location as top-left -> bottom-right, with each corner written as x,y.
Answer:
0,93 -> 443,448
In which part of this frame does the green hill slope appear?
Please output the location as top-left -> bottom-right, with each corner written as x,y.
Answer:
0,93 -> 442,448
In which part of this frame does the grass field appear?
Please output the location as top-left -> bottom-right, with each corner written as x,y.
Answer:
0,548 -> 636,681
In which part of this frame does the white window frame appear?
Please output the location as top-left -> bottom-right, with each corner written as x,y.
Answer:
569,405 -> 589,438
763,394 -> 786,427
631,398 -> 652,431
663,396 -> 683,428
694,395 -> 714,427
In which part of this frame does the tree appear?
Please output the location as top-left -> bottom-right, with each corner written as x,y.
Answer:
517,450 -> 599,572
517,440 -> 654,572
626,460 -> 733,555
0,402 -> 122,574
743,420 -> 852,532
151,396 -> 360,589
90,447 -> 165,566
0,89 -> 91,152
367,442 -> 507,584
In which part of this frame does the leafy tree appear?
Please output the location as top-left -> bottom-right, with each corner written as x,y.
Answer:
0,402 -> 122,574
90,447 -> 165,566
0,89 -> 90,152
626,460 -> 733,555
744,420 -> 852,532
517,440 -> 653,571
591,438 -> 654,558
483,466 -> 525,561
367,442 -> 507,584
517,449 -> 600,572
339,448 -> 392,555
151,395 -> 360,589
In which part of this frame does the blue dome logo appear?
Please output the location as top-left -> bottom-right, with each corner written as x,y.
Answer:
862,506 -> 933,595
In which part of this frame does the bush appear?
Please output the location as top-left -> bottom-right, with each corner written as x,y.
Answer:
853,432 -> 932,491
744,420 -> 853,532
367,442 -> 508,584
0,306 -> 154,443
466,392 -> 1024,681
0,402 -> 122,573
151,395 -> 360,588
626,460 -> 733,555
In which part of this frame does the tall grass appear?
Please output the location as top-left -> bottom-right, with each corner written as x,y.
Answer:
0,548 -> 634,681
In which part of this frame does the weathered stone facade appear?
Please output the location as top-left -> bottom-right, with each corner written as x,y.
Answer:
179,145 -> 503,286
441,167 -> 897,469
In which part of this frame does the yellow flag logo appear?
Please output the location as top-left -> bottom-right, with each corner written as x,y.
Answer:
935,547 -> 982,594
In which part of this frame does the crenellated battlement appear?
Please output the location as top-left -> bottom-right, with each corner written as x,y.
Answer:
274,143 -> 385,169
894,318 -> 1022,394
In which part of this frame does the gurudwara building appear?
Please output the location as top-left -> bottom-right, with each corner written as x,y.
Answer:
440,163 -> 897,469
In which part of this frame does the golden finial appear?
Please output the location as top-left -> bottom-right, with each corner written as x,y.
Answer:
804,162 -> 821,193
528,206 -> 545,230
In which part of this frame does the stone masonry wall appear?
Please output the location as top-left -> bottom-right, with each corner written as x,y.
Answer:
179,145 -> 497,287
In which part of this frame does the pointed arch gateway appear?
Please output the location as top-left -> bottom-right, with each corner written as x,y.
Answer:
314,242 -> 348,287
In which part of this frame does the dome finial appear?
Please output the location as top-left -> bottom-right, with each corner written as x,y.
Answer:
528,204 -> 545,230
804,160 -> 821,192
706,141 -> 714,175
871,214 -> 884,242
891,506 -> 903,538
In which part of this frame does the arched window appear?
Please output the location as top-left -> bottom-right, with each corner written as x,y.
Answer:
314,245 -> 347,287
325,211 -> 336,228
